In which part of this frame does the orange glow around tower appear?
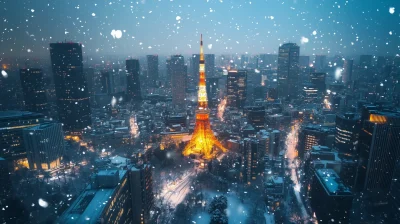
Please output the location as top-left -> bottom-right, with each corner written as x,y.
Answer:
182,34 -> 227,159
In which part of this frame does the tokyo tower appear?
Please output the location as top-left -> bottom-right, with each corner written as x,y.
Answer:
182,34 -> 227,159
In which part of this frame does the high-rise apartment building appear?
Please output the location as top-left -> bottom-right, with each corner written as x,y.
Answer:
147,55 -> 159,86
50,42 -> 91,136
243,138 -> 260,184
129,165 -> 154,224
226,70 -> 247,109
170,55 -> 187,107
342,60 -> 353,85
126,59 -> 142,102
277,43 -> 300,99
355,111 -> 400,200
23,123 -> 65,170
19,68 -> 48,114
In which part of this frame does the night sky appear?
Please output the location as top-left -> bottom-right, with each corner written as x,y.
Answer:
1,0 -> 399,58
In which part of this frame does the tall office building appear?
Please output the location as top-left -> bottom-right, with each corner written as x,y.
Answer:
19,68 -> 48,114
23,123 -> 65,170
311,169 -> 353,224
129,165 -> 154,224
240,54 -> 249,68
170,55 -> 187,107
100,70 -> 113,94
242,138 -> 260,184
376,56 -> 386,69
0,70 -> 24,111
206,77 -> 219,106
245,106 -> 265,131
277,43 -> 300,99
334,113 -> 360,157
359,55 -> 373,68
50,42 -> 91,136
147,55 -> 159,86
58,170 -> 133,224
226,70 -> 247,109
389,162 -> 400,221
355,111 -> 400,200
126,59 -> 142,102
342,60 -> 353,85
310,72 -> 326,94
0,157 -> 11,199
299,56 -> 310,68
0,111 -> 44,167
314,55 -> 327,71
298,125 -> 335,158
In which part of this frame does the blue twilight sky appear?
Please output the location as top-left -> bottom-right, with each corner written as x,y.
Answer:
0,0 -> 399,58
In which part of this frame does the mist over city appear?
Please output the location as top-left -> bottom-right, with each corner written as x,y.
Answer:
1,0 -> 400,224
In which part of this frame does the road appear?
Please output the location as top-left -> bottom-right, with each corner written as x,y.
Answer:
285,122 -> 311,222
160,169 -> 198,208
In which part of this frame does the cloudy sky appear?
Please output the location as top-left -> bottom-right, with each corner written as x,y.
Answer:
1,0 -> 399,58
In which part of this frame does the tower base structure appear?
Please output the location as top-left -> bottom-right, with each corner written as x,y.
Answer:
183,110 -> 227,160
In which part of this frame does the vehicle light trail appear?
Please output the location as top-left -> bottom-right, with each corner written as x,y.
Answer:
285,121 -> 310,220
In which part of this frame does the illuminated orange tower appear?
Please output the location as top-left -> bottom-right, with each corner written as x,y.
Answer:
183,35 -> 227,159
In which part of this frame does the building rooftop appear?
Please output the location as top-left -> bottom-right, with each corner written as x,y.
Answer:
0,110 -> 43,121
58,170 -> 127,224
24,122 -> 56,130
315,169 -> 351,196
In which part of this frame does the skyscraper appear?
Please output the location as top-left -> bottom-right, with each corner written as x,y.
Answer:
359,55 -> 373,68
147,55 -> 159,86
389,162 -> 400,221
100,70 -> 113,94
298,125 -> 335,158
126,59 -> 142,102
277,43 -> 300,99
314,55 -> 326,71
58,170 -> 133,224
206,77 -> 219,106
50,42 -> 91,136
129,165 -> 154,224
334,113 -> 360,158
19,68 -> 48,114
170,55 -> 187,107
23,123 -> 65,170
342,59 -> 353,86
299,56 -> 310,68
310,72 -> 326,94
0,157 -> 11,199
311,169 -> 353,224
355,111 -> 400,200
243,138 -> 260,184
245,106 -> 265,131
226,70 -> 247,109
0,111 -> 44,170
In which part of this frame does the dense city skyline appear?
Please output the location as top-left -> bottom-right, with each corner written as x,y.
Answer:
1,0 -> 399,59
1,1 -> 400,224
